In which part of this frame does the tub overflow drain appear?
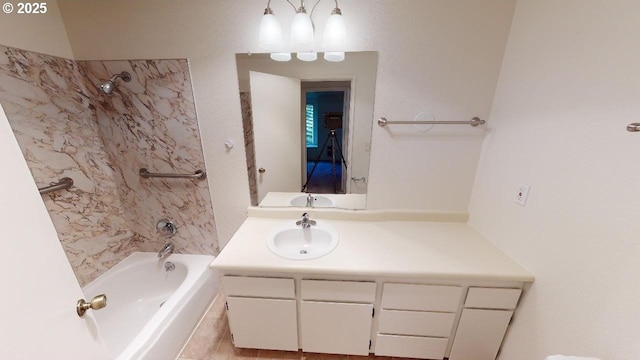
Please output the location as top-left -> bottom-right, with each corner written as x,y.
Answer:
164,262 -> 175,272
300,250 -> 307,255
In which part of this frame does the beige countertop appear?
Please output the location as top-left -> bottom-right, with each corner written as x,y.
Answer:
210,212 -> 534,283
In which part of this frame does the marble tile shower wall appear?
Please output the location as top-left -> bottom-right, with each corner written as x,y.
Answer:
240,92 -> 258,206
0,45 -> 218,286
0,45 -> 135,285
82,59 -> 218,256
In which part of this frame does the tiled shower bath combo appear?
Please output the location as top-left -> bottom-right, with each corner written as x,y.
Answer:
0,44 -> 218,285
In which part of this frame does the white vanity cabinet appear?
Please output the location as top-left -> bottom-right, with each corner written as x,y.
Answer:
212,216 -> 534,358
219,275 -> 525,359
449,287 -> 522,360
222,276 -> 298,351
374,283 -> 463,359
300,280 -> 376,355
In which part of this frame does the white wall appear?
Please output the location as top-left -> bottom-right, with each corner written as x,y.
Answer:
365,1 -> 515,211
56,0 -> 516,245
0,0 -> 72,58
468,1 -> 640,359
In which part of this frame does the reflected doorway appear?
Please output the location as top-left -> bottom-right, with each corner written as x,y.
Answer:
301,82 -> 351,194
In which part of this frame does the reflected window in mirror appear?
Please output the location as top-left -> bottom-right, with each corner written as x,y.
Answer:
305,103 -> 317,148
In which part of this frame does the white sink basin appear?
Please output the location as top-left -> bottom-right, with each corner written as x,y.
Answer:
267,221 -> 339,260
288,194 -> 337,208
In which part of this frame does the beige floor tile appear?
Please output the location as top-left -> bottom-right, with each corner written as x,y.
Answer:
300,352 -> 347,360
180,312 -> 228,360
205,292 -> 227,319
258,349 -> 304,360
210,330 -> 260,360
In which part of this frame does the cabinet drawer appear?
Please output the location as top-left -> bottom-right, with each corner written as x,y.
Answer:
464,287 -> 522,310
222,276 -> 294,299
378,309 -> 456,337
381,283 -> 462,312
375,334 -> 448,359
301,280 -> 376,303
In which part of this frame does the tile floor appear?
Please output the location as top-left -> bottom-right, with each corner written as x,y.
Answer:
178,293 -> 410,360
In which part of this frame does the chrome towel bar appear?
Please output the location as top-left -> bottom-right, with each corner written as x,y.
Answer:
378,116 -> 486,127
39,177 -> 74,195
139,168 -> 207,180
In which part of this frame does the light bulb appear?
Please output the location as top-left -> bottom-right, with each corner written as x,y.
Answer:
259,10 -> 283,51
291,9 -> 314,53
323,51 -> 345,62
270,52 -> 292,62
323,9 -> 346,56
297,52 -> 317,62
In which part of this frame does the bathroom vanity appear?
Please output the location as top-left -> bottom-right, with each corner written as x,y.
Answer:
210,209 -> 534,360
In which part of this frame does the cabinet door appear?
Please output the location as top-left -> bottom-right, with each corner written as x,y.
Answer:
301,301 -> 373,355
226,297 -> 298,351
448,309 -> 513,360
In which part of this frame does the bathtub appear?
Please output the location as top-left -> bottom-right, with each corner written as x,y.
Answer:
83,252 -> 218,360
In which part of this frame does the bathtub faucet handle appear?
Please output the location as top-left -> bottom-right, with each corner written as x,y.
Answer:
76,294 -> 107,317
156,219 -> 177,238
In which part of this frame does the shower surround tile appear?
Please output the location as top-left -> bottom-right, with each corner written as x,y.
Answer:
83,59 -> 218,256
240,91 -> 258,206
0,44 -> 218,285
0,45 -> 137,285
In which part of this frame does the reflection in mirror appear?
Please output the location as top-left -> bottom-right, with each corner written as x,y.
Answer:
236,52 -> 378,210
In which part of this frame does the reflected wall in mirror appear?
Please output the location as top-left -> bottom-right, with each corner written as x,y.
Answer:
236,52 -> 378,210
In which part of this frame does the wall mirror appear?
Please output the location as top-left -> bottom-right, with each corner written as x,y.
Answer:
236,51 -> 378,210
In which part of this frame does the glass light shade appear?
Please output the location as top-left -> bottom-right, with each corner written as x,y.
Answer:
297,52 -> 317,62
323,51 -> 345,62
259,13 -> 283,51
322,13 -> 346,51
270,52 -> 292,62
291,11 -> 314,53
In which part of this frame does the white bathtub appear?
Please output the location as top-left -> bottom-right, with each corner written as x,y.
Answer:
83,252 -> 218,360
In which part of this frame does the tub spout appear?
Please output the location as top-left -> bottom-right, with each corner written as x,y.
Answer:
158,242 -> 175,258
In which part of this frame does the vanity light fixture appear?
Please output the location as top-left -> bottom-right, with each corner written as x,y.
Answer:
291,3 -> 314,55
259,2 -> 291,61
322,5 -> 346,62
258,0 -> 347,62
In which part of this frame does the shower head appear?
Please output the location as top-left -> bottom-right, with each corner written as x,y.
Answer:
97,71 -> 131,94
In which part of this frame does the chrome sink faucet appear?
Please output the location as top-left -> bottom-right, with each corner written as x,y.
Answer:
305,193 -> 314,207
296,212 -> 316,229
158,242 -> 175,258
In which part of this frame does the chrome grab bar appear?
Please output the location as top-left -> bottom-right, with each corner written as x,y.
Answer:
378,116 -> 486,127
139,168 -> 206,180
38,177 -> 74,195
